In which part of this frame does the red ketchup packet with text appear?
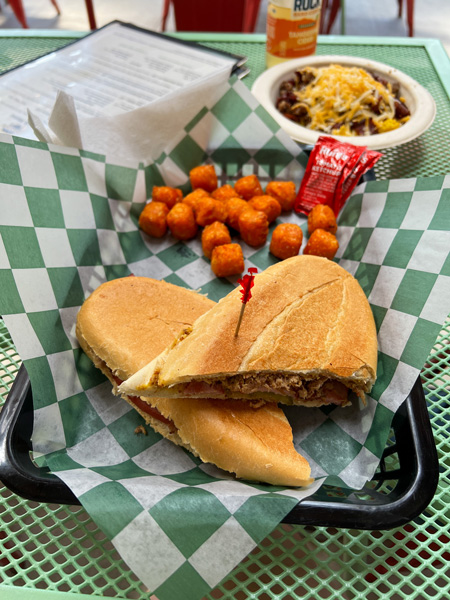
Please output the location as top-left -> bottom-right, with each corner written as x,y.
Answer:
294,136 -> 382,217
333,149 -> 383,215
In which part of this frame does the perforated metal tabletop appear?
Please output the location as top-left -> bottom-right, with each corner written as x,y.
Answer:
0,31 -> 449,600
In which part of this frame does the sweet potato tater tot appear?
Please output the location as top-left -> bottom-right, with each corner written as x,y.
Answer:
190,165 -> 218,193
210,243 -> 245,278
270,223 -> 303,260
238,209 -> 269,247
182,188 -> 210,214
151,186 -> 182,209
212,184 -> 239,203
139,202 -> 169,238
225,197 -> 252,231
303,228 -> 339,260
307,203 -> 338,235
195,197 -> 227,227
248,195 -> 282,223
166,203 -> 198,240
234,175 -> 264,200
265,181 -> 297,211
201,221 -> 232,259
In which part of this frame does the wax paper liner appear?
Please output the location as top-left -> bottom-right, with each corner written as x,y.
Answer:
1,77 -> 450,599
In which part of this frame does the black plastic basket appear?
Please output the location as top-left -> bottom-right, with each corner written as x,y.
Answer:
0,364 -> 439,530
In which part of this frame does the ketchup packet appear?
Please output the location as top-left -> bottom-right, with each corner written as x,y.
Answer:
334,149 -> 383,215
294,137 -> 358,215
294,136 -> 382,217
333,145 -> 367,214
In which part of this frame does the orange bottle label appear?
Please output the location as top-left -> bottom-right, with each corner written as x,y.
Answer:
267,14 -> 319,57
266,2 -> 321,60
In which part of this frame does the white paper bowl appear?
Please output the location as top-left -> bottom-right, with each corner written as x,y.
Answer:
251,55 -> 436,150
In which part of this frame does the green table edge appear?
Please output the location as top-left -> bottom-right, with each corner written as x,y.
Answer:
2,29 -> 449,97
0,587 -> 92,600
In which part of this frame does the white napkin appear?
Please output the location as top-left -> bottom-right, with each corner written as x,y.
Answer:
28,66 -> 231,166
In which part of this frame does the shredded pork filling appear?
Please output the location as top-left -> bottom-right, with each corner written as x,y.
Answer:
90,353 -> 178,432
181,373 -> 366,405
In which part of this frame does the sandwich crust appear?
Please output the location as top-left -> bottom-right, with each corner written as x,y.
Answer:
76,276 -> 215,382
76,275 -> 312,486
151,397 -> 312,487
121,256 -> 377,404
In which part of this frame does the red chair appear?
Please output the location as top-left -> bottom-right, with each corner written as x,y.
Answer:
8,0 -> 97,30
161,0 -> 262,33
320,0 -> 343,34
320,0 -> 414,37
398,0 -> 414,37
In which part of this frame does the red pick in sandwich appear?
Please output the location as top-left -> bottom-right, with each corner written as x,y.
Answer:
234,267 -> 258,337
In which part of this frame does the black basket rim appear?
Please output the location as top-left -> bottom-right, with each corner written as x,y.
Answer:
0,365 -> 439,529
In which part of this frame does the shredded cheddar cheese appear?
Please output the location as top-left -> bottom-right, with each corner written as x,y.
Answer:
277,64 -> 410,137
376,118 -> 401,133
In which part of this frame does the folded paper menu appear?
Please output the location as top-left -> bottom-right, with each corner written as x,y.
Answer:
0,21 -> 246,148
0,76 -> 449,600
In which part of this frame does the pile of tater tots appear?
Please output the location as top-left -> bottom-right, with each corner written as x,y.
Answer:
139,164 -> 339,278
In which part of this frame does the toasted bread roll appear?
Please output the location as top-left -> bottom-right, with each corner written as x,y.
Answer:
77,276 -> 313,487
121,256 -> 377,407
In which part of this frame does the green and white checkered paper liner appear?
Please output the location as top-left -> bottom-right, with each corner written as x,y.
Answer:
1,77 -> 450,598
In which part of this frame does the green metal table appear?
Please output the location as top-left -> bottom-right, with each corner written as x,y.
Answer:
0,30 -> 449,600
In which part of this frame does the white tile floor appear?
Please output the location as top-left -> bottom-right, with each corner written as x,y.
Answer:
0,0 -> 449,56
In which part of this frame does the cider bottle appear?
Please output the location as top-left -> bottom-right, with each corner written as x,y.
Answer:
266,0 -> 323,69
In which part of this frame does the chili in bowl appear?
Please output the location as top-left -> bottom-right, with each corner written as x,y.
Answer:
251,55 -> 436,150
